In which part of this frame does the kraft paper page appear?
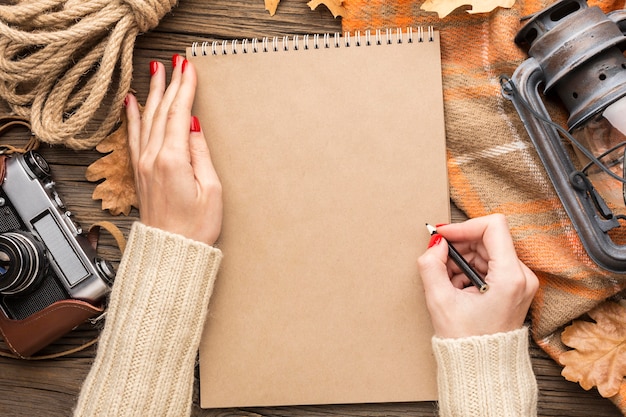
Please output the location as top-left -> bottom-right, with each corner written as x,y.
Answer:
187,29 -> 449,408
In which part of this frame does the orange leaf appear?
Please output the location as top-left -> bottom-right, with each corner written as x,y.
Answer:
307,0 -> 345,18
85,108 -> 138,216
559,301 -> 626,398
265,0 -> 280,16
420,0 -> 515,18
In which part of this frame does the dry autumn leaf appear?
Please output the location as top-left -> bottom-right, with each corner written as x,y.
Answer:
85,108 -> 138,216
265,0 -> 280,16
308,0 -> 345,17
421,0 -> 516,18
265,0 -> 344,17
560,301 -> 626,398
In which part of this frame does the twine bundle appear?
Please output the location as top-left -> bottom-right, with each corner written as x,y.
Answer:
0,0 -> 176,150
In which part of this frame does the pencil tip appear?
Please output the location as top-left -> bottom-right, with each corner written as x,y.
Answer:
425,223 -> 437,234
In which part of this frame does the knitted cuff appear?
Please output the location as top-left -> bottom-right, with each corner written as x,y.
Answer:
106,222 -> 223,320
74,222 -> 222,417
432,327 -> 538,417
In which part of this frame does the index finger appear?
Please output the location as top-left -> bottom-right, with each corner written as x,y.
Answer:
417,236 -> 456,304
437,214 -> 518,265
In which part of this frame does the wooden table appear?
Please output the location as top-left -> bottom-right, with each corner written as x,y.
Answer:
0,1 -> 622,416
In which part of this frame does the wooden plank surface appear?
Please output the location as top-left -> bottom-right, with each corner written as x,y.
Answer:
0,0 -> 622,415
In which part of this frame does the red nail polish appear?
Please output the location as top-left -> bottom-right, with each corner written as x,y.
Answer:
427,234 -> 442,248
435,223 -> 448,228
172,54 -> 179,68
150,61 -> 158,76
190,116 -> 201,132
182,59 -> 188,73
123,94 -> 130,107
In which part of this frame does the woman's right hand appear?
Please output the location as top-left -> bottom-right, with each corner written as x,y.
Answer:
417,214 -> 538,339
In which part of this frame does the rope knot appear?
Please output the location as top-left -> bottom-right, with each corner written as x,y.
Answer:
122,0 -> 177,33
0,0 -> 177,149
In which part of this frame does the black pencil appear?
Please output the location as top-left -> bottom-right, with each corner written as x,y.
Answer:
426,224 -> 489,293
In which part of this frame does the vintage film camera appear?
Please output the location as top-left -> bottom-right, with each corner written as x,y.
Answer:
0,151 -> 114,355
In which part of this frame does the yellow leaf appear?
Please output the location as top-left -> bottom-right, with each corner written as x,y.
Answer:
265,0 -> 280,16
559,301 -> 626,398
307,0 -> 345,18
85,108 -> 138,216
421,0 -> 516,18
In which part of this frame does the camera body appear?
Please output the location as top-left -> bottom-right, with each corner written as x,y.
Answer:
0,151 -> 114,322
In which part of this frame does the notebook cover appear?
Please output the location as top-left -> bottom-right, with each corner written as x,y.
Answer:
187,30 -> 449,408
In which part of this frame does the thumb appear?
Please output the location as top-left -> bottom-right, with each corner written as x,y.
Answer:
188,117 -> 220,184
418,235 -> 454,302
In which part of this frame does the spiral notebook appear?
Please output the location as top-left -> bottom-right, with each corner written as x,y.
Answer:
186,27 -> 449,409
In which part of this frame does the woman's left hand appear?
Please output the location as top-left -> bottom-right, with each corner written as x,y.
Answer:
125,56 -> 223,245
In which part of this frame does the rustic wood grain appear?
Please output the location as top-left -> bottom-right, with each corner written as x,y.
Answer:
0,0 -> 622,415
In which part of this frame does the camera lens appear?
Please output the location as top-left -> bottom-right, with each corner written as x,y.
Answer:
23,151 -> 51,180
0,232 -> 46,295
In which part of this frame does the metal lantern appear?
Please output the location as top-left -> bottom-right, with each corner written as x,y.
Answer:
501,0 -> 626,272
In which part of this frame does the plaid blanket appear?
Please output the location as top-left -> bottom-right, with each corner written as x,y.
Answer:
341,0 -> 626,412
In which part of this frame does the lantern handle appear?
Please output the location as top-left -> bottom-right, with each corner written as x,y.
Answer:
501,60 -> 626,273
500,75 -> 626,185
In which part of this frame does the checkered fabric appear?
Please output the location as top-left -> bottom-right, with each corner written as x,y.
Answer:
341,0 -> 626,412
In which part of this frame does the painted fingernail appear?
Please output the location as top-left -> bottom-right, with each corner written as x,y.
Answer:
172,54 -> 180,68
150,61 -> 158,76
123,94 -> 130,107
190,116 -> 201,132
427,234 -> 443,248
435,223 -> 448,228
182,59 -> 188,73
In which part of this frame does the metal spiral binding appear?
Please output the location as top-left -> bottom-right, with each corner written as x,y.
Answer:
190,26 -> 435,57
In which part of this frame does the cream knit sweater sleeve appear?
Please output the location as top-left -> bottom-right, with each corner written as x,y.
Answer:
74,222 -> 536,416
432,327 -> 538,417
73,222 -> 222,417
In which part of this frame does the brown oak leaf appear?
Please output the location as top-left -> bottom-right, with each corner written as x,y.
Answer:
307,0 -> 345,17
559,301 -> 626,398
421,0 -> 515,18
264,0 -> 344,17
265,0 -> 280,16
85,109 -> 138,216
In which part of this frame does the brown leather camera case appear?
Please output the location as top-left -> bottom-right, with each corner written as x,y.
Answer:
0,299 -> 103,358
